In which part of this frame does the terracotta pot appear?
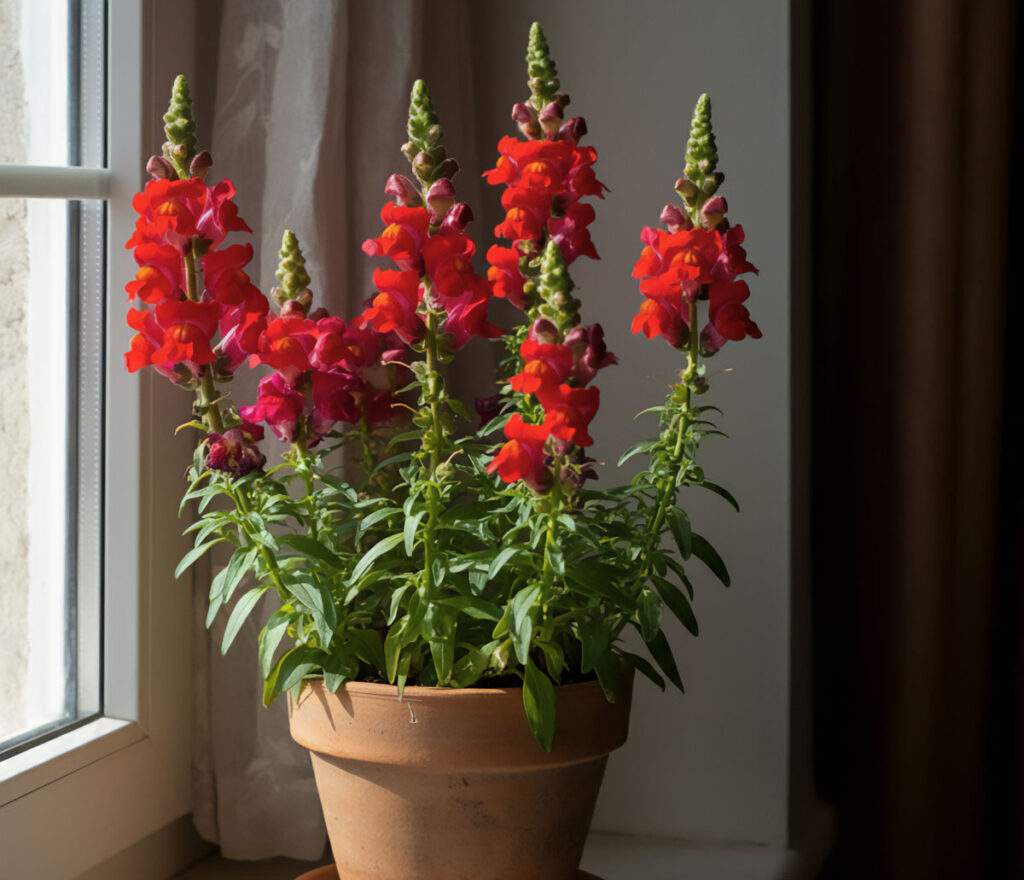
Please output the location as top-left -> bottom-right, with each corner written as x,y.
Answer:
289,669 -> 634,880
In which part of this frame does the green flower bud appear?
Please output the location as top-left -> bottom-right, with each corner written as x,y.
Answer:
162,75 -> 197,178
275,230 -> 312,307
526,22 -> 561,112
686,94 -> 718,175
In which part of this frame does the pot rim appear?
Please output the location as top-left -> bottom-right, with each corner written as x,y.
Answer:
297,673 -> 604,700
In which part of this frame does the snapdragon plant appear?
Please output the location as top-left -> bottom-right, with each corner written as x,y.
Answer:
125,23 -> 760,749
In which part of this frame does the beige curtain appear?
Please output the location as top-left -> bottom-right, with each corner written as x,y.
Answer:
189,0 -> 479,859
812,0 -> 1020,876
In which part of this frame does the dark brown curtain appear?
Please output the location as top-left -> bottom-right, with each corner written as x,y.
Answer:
811,1 -> 1022,877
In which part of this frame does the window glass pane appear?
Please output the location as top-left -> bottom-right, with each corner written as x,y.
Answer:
0,198 -> 70,744
0,0 -> 70,166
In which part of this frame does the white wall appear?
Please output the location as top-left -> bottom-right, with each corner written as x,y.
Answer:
470,0 -> 793,848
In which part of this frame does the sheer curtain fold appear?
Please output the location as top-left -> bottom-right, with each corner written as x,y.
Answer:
191,0 -> 473,859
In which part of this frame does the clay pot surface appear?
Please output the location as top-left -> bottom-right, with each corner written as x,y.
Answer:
289,670 -> 633,880
294,868 -> 604,880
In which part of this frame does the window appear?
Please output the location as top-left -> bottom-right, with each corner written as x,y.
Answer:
0,0 -> 105,757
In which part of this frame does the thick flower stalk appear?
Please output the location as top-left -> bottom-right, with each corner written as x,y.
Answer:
630,93 -> 760,586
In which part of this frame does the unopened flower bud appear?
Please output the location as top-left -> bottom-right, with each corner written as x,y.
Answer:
539,101 -> 564,135
439,202 -> 473,234
659,204 -> 691,232
675,177 -> 699,200
511,102 -> 536,124
412,150 -> 435,178
385,173 -> 421,206
558,117 -> 587,143
530,318 -> 560,344
435,157 -> 460,180
424,124 -> 443,147
189,150 -> 212,179
553,93 -> 571,109
401,140 -> 417,160
518,119 -> 543,140
426,178 -> 456,221
702,171 -> 724,195
146,155 -> 174,180
280,300 -> 306,318
701,195 -> 728,229
307,307 -> 329,321
474,394 -> 503,427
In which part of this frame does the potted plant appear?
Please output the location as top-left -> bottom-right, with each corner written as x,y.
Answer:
124,22 -> 759,880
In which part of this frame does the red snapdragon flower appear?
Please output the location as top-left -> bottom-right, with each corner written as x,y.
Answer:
126,243 -> 183,304
484,137 -> 606,202
485,245 -> 527,309
361,204 -> 431,271
631,296 -> 687,347
249,316 -> 319,380
309,370 -> 364,440
239,373 -> 306,443
509,339 -> 574,397
700,280 -> 762,353
126,177 -> 250,253
421,233 -> 491,302
358,268 -> 423,344
537,384 -> 600,448
202,244 -> 262,307
487,414 -> 552,492
564,324 -> 618,386
311,316 -> 382,372
633,226 -> 720,295
124,299 -> 221,381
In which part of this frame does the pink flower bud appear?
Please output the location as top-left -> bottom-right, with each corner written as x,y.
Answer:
385,173 -> 421,206
206,422 -> 266,477
146,155 -> 174,180
675,177 -> 699,200
701,195 -> 728,229
189,150 -> 213,179
511,102 -> 536,124
436,157 -> 460,179
539,101 -> 564,136
558,117 -> 587,143
438,203 -> 474,234
530,318 -> 560,345
426,178 -> 456,222
280,299 -> 307,318
659,204 -> 692,232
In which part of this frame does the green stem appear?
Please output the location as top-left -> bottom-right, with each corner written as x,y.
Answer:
421,308 -> 445,599
226,484 -> 288,601
638,296 -> 700,582
184,241 -> 225,434
539,460 -> 564,612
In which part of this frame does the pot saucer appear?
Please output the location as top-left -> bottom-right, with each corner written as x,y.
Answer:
295,867 -> 602,880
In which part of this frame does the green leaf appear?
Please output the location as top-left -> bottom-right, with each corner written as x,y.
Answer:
387,583 -> 411,625
487,546 -> 522,580
508,584 -> 541,663
404,509 -> 426,556
696,480 -> 740,511
350,533 -> 405,583
644,628 -> 684,691
617,439 -> 657,468
523,659 -> 556,752
437,596 -> 503,621
288,580 -> 336,647
652,574 -> 699,636
175,539 -> 221,580
447,397 -> 472,422
621,650 -> 665,690
384,617 -> 405,683
276,645 -> 323,694
221,587 -> 268,655
358,506 -> 402,535
259,609 -> 293,677
278,534 -> 344,569
538,640 -> 565,681
667,507 -> 693,559
372,452 -> 414,474
691,533 -> 731,586
636,589 -> 662,642
344,628 -> 386,672
594,649 -> 622,702
632,405 -> 665,421
577,617 -> 610,674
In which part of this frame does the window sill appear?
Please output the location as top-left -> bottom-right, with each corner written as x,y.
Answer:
0,716 -> 141,806
175,835 -> 797,880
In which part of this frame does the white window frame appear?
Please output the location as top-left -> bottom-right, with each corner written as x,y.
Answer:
0,3 -> 201,876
